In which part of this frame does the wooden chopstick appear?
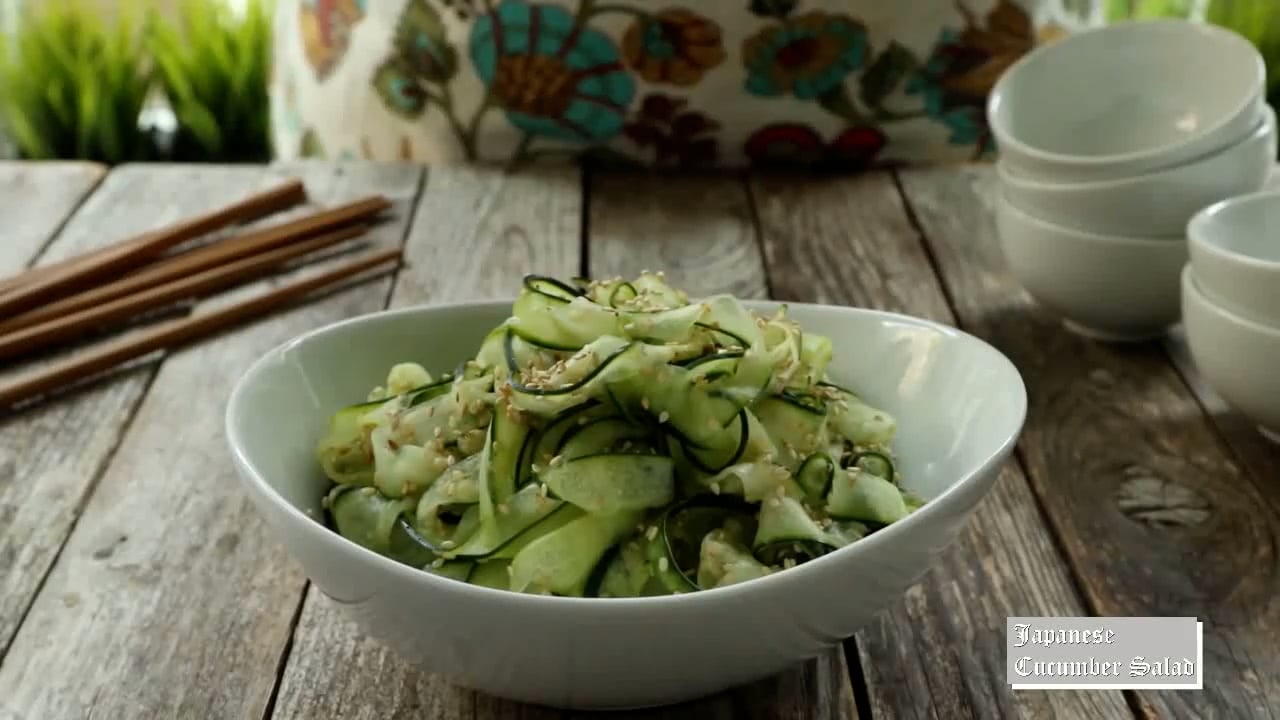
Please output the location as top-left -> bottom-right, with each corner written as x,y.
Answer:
0,196 -> 390,335
0,179 -> 307,318
0,223 -> 373,360
0,248 -> 402,408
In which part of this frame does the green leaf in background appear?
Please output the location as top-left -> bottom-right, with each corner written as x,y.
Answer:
394,0 -> 459,83
859,42 -> 918,111
373,58 -> 432,120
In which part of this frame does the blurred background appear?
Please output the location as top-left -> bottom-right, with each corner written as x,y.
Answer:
0,0 -> 1275,165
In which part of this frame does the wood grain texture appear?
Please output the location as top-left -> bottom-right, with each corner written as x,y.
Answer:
0,162 -> 424,720
0,161 -> 105,276
0,164 -> 273,665
587,171 -> 855,720
750,172 -> 1133,720
588,172 -> 767,300
271,165 -> 581,720
897,165 -> 1280,719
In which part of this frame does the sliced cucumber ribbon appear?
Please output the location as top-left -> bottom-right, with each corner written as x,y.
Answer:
316,273 -> 918,596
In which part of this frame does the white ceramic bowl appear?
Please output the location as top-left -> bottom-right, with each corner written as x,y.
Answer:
1187,190 -> 1280,327
225,300 -> 1027,709
998,106 -> 1277,237
996,193 -> 1188,341
1181,266 -> 1280,444
989,19 -> 1266,182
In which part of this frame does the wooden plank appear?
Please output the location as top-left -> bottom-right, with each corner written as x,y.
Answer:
750,172 -> 1133,720
897,164 -> 1280,718
583,171 -> 855,720
271,165 -> 581,720
0,161 -> 106,276
0,164 -> 271,665
0,162 -> 424,720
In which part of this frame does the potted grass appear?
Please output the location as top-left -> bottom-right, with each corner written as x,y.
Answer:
147,0 -> 274,163
0,1 -> 156,163
0,0 -> 273,164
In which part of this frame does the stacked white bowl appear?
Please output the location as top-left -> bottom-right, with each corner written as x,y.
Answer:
988,19 -> 1274,342
1183,192 -> 1280,444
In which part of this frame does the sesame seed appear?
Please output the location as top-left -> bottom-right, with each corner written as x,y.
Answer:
431,558 -> 445,568
641,397 -> 651,410
658,411 -> 669,423
657,557 -> 670,572
427,406 -> 435,417
783,558 -> 797,569
361,486 -> 377,496
710,482 -> 721,495
768,497 -> 782,508
497,503 -> 510,515
441,540 -> 456,549
433,427 -> 443,438
645,525 -> 658,541
550,455 -> 564,467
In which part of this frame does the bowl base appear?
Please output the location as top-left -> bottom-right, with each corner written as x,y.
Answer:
1259,426 -> 1280,446
1062,320 -> 1168,344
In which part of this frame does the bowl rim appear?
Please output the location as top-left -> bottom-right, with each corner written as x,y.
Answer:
988,18 -> 1265,169
1187,190 -> 1280,271
995,105 -> 1276,192
997,190 -> 1187,245
1183,264 -> 1280,337
225,298 -> 1028,611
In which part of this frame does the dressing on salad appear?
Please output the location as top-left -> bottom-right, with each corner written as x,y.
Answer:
316,273 -> 922,596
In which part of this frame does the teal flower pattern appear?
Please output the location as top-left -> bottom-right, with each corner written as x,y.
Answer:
742,11 -> 869,100
471,0 -> 636,141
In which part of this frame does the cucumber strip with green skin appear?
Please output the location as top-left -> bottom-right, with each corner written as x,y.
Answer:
468,559 -> 512,590
847,450 -> 895,483
541,453 -> 675,513
828,393 -> 897,447
753,539 -> 835,567
329,488 -> 439,569
795,453 -> 835,502
677,410 -> 749,475
505,332 -> 635,397
557,418 -> 651,460
593,540 -> 651,598
487,396 -> 528,508
753,494 -> 839,552
509,509 -> 643,596
657,495 -> 757,592
827,468 -> 910,524
425,560 -> 475,582
698,529 -> 771,589
316,374 -> 456,486
752,395 -> 828,472
697,295 -> 761,348
453,482 -> 565,559
630,271 -> 686,308
678,350 -> 744,371
608,282 -> 638,307
487,503 -> 584,561
524,274 -> 583,301
528,402 -> 612,469
413,454 -> 482,548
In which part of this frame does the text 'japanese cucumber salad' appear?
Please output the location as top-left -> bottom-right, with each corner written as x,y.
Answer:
316,273 -> 923,597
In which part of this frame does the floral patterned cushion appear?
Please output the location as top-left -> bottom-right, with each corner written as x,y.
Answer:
271,0 -> 1075,170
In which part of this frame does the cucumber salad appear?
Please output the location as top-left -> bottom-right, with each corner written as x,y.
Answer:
316,273 -> 922,597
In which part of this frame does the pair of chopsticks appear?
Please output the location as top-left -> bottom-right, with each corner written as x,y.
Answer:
0,179 -> 404,408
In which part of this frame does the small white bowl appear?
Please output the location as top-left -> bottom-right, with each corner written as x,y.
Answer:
989,19 -> 1266,182
998,106 -> 1277,237
1187,190 -> 1280,327
225,300 -> 1027,709
996,193 -> 1188,341
1181,265 -> 1280,444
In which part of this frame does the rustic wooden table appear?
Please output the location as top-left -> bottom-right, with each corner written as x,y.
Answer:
0,159 -> 1277,720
